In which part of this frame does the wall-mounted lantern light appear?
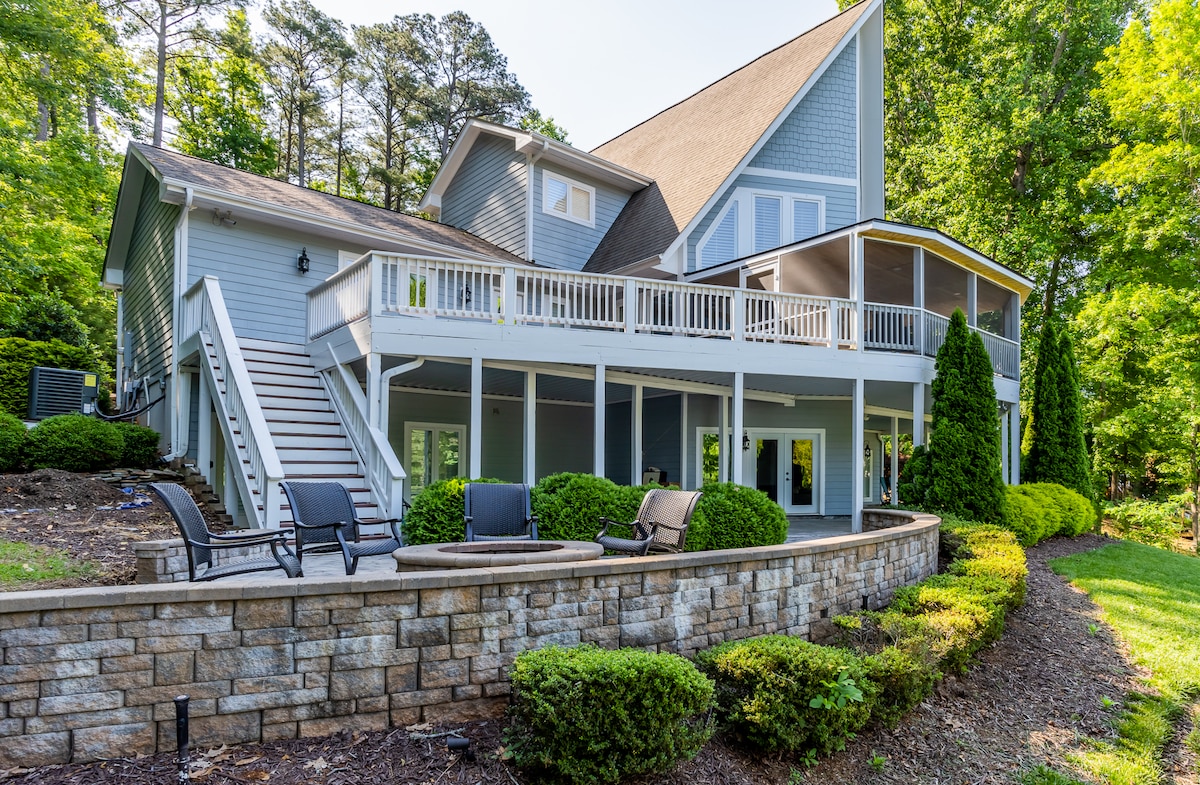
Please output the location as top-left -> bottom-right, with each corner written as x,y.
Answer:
297,247 -> 310,274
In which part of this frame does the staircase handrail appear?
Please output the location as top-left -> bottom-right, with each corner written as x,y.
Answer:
319,345 -> 406,519
182,276 -> 286,528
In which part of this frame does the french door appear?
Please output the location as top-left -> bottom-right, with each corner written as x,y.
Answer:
404,422 -> 465,495
748,431 -> 822,515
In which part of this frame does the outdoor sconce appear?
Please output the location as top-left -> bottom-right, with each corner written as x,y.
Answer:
460,282 -> 472,306
864,442 -> 873,462
743,431 -> 751,451
998,400 -> 1012,414
297,247 -> 310,274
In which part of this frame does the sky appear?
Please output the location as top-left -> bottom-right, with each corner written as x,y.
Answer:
300,0 -> 842,151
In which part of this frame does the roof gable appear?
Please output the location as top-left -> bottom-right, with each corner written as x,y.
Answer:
584,0 -> 876,273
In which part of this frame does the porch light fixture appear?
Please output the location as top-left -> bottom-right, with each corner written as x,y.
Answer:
743,431 -> 751,451
461,282 -> 472,306
297,247 -> 310,274
998,401 -> 1012,414
864,442 -> 873,462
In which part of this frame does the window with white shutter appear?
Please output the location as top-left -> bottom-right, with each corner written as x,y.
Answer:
542,171 -> 596,227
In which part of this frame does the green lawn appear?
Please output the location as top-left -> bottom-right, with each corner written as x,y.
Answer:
1048,541 -> 1200,784
0,540 -> 98,585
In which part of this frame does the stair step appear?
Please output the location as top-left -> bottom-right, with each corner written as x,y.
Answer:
276,446 -> 355,462
258,395 -> 334,412
262,408 -> 340,424
272,433 -> 349,449
252,381 -> 324,398
268,421 -> 345,437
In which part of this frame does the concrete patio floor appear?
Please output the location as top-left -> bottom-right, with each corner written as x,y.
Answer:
292,516 -> 856,579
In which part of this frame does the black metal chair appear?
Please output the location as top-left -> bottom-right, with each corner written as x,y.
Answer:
149,482 -> 302,581
596,489 -> 703,556
464,483 -> 537,541
279,481 -> 402,576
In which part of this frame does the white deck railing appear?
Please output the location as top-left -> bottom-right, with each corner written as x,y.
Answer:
307,255 -> 1020,378
319,348 -> 406,521
182,276 -> 285,528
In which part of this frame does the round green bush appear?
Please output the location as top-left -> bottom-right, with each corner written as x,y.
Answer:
1001,487 -> 1043,546
531,472 -> 643,542
862,646 -> 938,727
403,477 -> 505,545
0,412 -> 27,472
695,482 -> 787,549
24,414 -> 123,472
506,644 -> 714,784
113,422 -> 161,469
695,635 -> 874,755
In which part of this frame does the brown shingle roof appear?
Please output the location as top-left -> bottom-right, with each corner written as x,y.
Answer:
133,143 -> 522,263
584,1 -> 872,273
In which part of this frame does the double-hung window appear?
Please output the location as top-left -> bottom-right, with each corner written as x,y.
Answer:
542,171 -> 595,227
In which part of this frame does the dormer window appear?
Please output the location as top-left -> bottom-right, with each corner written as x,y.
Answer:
543,171 -> 595,227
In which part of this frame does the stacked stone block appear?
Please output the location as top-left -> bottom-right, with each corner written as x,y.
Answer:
0,512 -> 939,768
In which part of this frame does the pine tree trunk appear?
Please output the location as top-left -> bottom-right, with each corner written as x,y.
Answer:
153,2 -> 167,147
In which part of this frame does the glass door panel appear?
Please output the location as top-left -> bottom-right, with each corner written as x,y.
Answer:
790,438 -> 814,508
755,439 -> 779,503
406,424 -> 465,495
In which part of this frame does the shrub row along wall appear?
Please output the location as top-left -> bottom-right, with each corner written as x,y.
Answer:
0,512 -> 939,768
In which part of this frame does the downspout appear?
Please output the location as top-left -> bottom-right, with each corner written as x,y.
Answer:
378,357 -> 426,437
114,291 -> 124,411
170,187 -> 193,458
523,139 -> 550,262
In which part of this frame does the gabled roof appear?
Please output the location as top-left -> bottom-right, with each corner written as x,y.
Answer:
106,144 -> 521,277
584,0 -> 876,273
420,120 -> 652,217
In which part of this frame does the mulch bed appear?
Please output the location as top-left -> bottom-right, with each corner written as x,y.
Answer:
2,528 -> 1150,785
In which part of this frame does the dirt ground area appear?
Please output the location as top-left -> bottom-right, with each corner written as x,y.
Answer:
1,501 -> 1172,785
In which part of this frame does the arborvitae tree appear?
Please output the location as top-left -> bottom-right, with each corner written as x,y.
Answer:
1051,332 -> 1092,498
924,309 -> 1007,523
1023,321 -> 1064,482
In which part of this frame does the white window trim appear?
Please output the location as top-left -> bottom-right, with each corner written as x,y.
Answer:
337,250 -> 363,270
541,170 -> 596,228
695,187 -> 826,268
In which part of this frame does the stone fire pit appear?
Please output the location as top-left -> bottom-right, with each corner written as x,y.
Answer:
393,540 -> 604,571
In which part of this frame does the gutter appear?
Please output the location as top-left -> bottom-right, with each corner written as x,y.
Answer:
378,358 -> 426,431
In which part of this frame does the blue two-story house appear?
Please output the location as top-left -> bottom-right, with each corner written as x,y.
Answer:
102,0 -> 1031,532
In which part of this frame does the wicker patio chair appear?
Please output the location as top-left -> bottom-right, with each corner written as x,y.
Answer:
280,481 -> 403,576
464,483 -> 537,541
149,482 -> 302,582
596,488 -> 703,557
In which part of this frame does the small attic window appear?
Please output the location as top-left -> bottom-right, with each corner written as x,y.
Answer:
542,171 -> 595,228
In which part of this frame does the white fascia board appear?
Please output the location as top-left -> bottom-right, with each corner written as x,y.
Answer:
102,148 -> 154,280
864,219 -> 1036,294
160,181 -> 512,265
658,0 -> 882,272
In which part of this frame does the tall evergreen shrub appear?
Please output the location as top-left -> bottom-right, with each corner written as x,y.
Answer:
1024,324 -> 1092,499
924,310 -> 1006,523
1053,334 -> 1092,498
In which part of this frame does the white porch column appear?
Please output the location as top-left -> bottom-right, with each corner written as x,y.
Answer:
718,395 -> 728,483
1000,405 -> 1009,484
524,371 -> 536,483
197,371 -> 213,482
912,382 -> 925,447
890,415 -> 899,504
679,393 -> 689,489
1009,404 -> 1021,485
366,352 -> 382,429
731,372 -> 745,486
852,377 -> 865,532
469,357 -> 483,478
853,233 -> 866,351
631,384 -> 643,486
593,364 -> 606,477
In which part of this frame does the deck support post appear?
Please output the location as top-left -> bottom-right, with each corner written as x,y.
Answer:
469,357 -> 482,478
852,377 -> 864,533
718,394 -> 728,483
366,353 -> 381,430
593,364 -> 605,478
632,384 -> 643,486
1009,404 -> 1021,485
524,371 -> 536,484
889,415 -> 899,505
912,382 -> 924,448
731,372 -> 744,486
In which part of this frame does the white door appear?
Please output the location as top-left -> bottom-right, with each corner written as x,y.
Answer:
748,431 -> 822,515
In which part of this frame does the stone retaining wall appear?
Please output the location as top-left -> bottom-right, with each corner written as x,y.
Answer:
0,511 -> 940,768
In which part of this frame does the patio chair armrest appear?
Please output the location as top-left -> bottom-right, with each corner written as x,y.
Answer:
291,519 -> 351,531
189,532 -> 287,550
596,517 -> 636,539
528,514 -> 538,541
207,530 -> 288,543
353,517 -> 403,543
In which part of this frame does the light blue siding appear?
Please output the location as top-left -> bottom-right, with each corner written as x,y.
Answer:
123,176 -> 178,381
188,218 -> 367,344
531,163 -> 632,271
749,40 -> 857,178
440,134 -> 526,258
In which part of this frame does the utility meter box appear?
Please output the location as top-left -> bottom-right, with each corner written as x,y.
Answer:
27,367 -> 100,420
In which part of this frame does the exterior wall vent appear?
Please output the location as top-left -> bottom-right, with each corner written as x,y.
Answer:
27,367 -> 100,420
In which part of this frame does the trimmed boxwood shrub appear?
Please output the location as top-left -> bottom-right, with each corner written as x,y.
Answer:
505,644 -> 714,784
24,414 -> 123,472
113,422 -> 161,469
695,636 -> 874,755
862,646 -> 938,727
0,412 -> 27,472
403,477 -> 506,545
695,482 -> 788,550
1000,483 -> 1097,545
0,337 -> 101,418
531,472 -> 644,542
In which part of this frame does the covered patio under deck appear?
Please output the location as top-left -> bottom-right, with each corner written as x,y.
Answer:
363,356 -> 1021,533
